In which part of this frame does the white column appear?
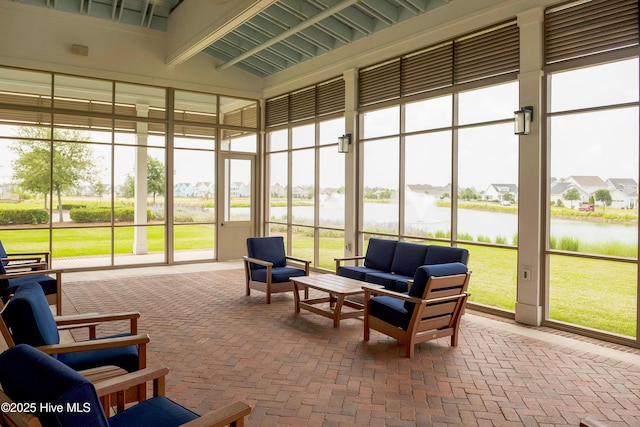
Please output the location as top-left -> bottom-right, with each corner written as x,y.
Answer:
343,68 -> 358,256
515,8 -> 544,326
133,104 -> 149,255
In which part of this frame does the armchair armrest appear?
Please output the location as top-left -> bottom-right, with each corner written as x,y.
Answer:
94,366 -> 169,397
362,285 -> 423,304
242,256 -> 273,268
55,311 -> 140,338
285,256 -> 311,273
93,367 -> 252,427
0,268 -> 63,280
181,402 -> 252,427
334,255 -> 365,271
36,333 -> 150,355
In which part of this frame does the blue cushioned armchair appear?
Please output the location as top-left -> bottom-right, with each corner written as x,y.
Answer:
244,236 -> 310,304
0,344 -> 251,427
363,262 -> 471,357
0,255 -> 63,315
0,282 -> 149,373
0,239 -> 50,270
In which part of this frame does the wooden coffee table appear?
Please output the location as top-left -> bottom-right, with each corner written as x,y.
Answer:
292,274 -> 383,328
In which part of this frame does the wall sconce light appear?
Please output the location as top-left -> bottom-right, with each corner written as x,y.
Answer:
338,133 -> 351,153
514,106 -> 533,135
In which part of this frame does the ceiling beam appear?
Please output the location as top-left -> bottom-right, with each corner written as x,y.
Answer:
166,0 -> 275,66
216,0 -> 360,71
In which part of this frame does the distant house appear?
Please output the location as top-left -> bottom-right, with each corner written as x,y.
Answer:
484,184 -> 518,202
270,183 -> 286,198
291,186 -> 308,198
566,176 -> 607,195
230,181 -> 250,197
549,181 -> 589,206
194,182 -> 214,198
174,182 -> 195,197
607,178 -> 638,209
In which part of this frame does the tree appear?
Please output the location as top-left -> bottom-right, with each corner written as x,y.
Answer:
594,189 -> 612,212
11,127 -> 97,222
119,156 -> 166,204
562,187 -> 581,209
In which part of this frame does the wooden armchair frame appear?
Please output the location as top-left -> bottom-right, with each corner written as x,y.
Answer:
95,367 -> 252,426
0,363 -> 251,427
0,310 -> 149,368
243,255 -> 310,304
0,267 -> 63,315
363,271 -> 471,357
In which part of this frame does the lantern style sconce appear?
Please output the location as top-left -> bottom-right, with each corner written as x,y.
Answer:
514,106 -> 533,135
338,133 -> 351,153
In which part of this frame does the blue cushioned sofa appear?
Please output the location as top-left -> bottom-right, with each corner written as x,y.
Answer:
335,238 -> 469,292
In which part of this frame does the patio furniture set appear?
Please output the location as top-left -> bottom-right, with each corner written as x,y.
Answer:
243,236 -> 472,358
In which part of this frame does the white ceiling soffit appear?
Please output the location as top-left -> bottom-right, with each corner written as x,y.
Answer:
13,0 -> 453,77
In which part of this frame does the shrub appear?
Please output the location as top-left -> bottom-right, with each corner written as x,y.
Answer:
495,236 -> 507,245
70,207 -> 149,223
477,235 -> 491,243
0,209 -> 49,225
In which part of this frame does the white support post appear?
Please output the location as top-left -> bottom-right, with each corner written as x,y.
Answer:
133,104 -> 149,255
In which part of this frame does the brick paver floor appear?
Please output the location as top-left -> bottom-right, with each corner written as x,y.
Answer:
62,268 -> 640,427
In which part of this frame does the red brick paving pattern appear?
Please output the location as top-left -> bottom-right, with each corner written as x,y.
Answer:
62,270 -> 640,427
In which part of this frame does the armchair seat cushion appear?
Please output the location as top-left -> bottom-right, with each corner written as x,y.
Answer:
251,266 -> 307,283
364,272 -> 413,292
58,333 -> 140,373
369,296 -> 410,331
4,274 -> 58,300
338,266 -> 384,281
109,396 -> 199,427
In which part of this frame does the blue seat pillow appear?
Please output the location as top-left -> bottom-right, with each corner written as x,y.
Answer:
405,263 -> 469,311
369,295 -> 411,331
390,241 -> 429,277
250,266 -> 307,283
338,266 -> 384,281
109,395 -> 199,427
0,261 -> 57,303
246,236 -> 287,270
362,238 -> 397,272
424,246 -> 469,265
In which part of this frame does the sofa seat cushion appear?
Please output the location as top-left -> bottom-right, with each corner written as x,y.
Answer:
338,266 -> 384,281
390,242 -> 429,277
365,272 -> 413,292
251,266 -> 306,283
109,396 -> 199,427
369,296 -> 410,331
58,333 -> 140,373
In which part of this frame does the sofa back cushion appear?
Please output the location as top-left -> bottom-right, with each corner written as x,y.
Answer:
390,242 -> 429,277
363,238 -> 397,272
424,245 -> 469,265
246,236 -> 287,270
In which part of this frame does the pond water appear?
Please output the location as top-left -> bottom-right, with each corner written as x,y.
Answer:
267,193 -> 637,245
